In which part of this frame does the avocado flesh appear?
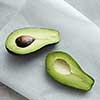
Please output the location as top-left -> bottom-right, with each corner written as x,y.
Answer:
5,28 -> 60,55
46,51 -> 94,91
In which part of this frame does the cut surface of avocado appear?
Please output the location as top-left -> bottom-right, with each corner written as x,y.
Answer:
46,51 -> 94,91
5,28 -> 60,55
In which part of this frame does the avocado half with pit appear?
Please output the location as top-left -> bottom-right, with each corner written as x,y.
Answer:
46,51 -> 94,91
5,28 -> 60,55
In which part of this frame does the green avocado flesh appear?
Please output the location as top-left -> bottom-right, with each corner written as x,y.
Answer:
46,51 -> 94,91
5,28 -> 60,55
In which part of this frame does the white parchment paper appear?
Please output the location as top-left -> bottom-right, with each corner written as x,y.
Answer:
0,0 -> 100,100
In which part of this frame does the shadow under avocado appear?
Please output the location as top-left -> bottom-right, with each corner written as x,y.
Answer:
5,44 -> 57,68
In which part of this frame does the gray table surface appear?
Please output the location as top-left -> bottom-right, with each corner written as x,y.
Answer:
0,0 -> 100,100
65,0 -> 100,27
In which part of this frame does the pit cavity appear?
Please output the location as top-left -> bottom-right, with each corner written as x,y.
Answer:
54,59 -> 71,75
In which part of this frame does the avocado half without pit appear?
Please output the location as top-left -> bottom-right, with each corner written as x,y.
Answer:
46,51 -> 94,91
5,28 -> 60,55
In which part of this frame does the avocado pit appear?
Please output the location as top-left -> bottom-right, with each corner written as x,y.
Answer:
16,35 -> 35,48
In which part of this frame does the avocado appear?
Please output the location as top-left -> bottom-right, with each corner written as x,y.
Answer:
46,51 -> 94,91
5,28 -> 60,55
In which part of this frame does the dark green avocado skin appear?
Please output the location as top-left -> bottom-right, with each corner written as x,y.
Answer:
6,47 -> 17,55
5,42 -> 59,56
46,51 -> 95,91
